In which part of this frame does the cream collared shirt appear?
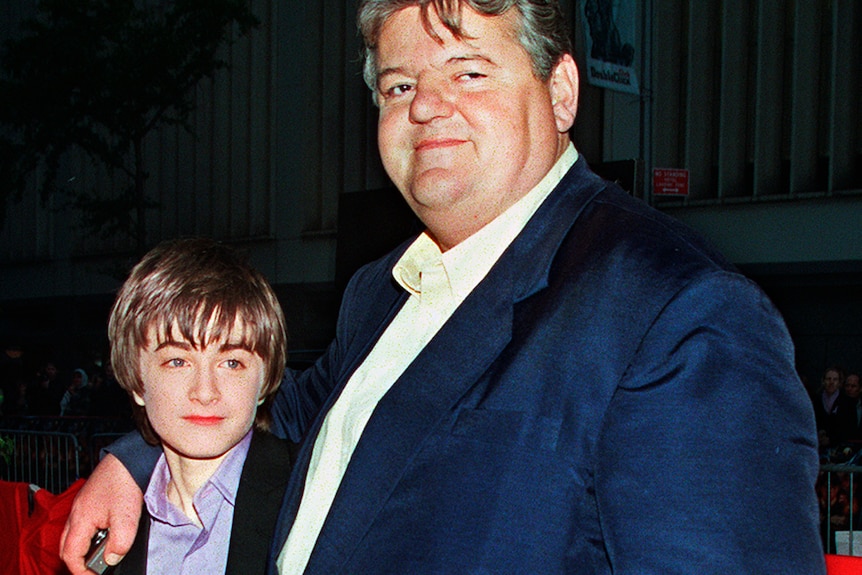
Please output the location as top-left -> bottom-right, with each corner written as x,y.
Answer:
277,144 -> 578,574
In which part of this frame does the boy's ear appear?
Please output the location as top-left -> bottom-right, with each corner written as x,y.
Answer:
132,391 -> 146,406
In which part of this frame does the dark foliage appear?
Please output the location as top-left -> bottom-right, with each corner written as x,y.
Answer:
0,0 -> 258,250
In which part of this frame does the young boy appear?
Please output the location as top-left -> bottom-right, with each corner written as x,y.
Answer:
106,237 -> 292,575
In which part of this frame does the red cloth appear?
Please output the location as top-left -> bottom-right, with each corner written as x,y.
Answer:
0,479 -> 84,575
0,481 -> 30,575
826,553 -> 862,574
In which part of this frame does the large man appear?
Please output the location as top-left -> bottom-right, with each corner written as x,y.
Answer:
62,1 -> 824,573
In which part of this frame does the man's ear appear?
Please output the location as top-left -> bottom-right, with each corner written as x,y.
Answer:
549,54 -> 579,133
132,391 -> 145,407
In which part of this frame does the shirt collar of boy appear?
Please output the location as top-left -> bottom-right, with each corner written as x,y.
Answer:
142,430 -> 253,571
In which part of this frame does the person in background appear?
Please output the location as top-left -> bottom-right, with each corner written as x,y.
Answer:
814,366 -> 845,447
62,1 -> 824,573
27,361 -> 62,416
59,368 -> 90,416
839,372 -> 862,443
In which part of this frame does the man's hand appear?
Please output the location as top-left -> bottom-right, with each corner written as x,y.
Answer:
60,454 -> 143,574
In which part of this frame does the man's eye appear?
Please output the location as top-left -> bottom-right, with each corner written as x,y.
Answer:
225,359 -> 242,369
385,83 -> 413,98
167,358 -> 186,368
458,72 -> 486,81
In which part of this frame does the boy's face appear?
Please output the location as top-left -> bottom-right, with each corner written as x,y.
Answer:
134,318 -> 266,462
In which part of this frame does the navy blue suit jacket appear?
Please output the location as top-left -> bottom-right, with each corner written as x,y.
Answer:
269,158 -> 824,573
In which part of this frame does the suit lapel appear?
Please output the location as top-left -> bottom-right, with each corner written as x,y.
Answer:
226,431 -> 293,575
271,271 -> 411,565
306,263 -> 517,572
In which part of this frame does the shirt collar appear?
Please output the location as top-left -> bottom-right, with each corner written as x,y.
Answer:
144,429 -> 253,527
393,144 -> 578,302
392,233 -> 442,299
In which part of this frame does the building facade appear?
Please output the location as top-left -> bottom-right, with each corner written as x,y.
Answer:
0,0 -> 860,380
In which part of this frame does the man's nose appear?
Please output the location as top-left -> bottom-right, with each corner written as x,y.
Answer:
409,77 -> 454,123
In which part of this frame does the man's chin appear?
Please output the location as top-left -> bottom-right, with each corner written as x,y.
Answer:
402,170 -> 470,210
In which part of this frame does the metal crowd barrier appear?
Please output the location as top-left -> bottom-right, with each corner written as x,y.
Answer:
820,464 -> 862,557
0,429 -> 81,493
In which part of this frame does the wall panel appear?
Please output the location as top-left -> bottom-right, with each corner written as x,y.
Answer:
654,0 -> 861,204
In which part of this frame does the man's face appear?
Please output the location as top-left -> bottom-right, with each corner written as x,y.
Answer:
375,6 -> 571,249
824,370 -> 842,394
846,375 -> 861,399
135,318 -> 266,464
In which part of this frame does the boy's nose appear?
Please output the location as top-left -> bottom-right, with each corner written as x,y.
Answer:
189,368 -> 220,404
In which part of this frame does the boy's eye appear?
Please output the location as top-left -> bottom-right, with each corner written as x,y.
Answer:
224,359 -> 242,369
167,358 -> 186,368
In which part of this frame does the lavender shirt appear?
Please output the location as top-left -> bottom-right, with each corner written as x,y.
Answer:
142,430 -> 252,574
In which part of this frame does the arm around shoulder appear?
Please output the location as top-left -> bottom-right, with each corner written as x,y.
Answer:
103,429 -> 161,491
61,452 -> 145,575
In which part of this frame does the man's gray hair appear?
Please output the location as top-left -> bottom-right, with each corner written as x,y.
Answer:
358,0 -> 572,95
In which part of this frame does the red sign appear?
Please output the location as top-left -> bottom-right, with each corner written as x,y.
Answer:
652,168 -> 689,196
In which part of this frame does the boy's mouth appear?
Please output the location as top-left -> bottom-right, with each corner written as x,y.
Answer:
183,415 -> 224,426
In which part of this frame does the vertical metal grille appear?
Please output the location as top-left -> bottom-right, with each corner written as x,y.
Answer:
651,0 -> 861,204
0,430 -> 81,494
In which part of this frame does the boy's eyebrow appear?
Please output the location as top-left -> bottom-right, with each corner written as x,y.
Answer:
152,339 -> 254,353
219,342 -> 255,353
154,340 -> 192,351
